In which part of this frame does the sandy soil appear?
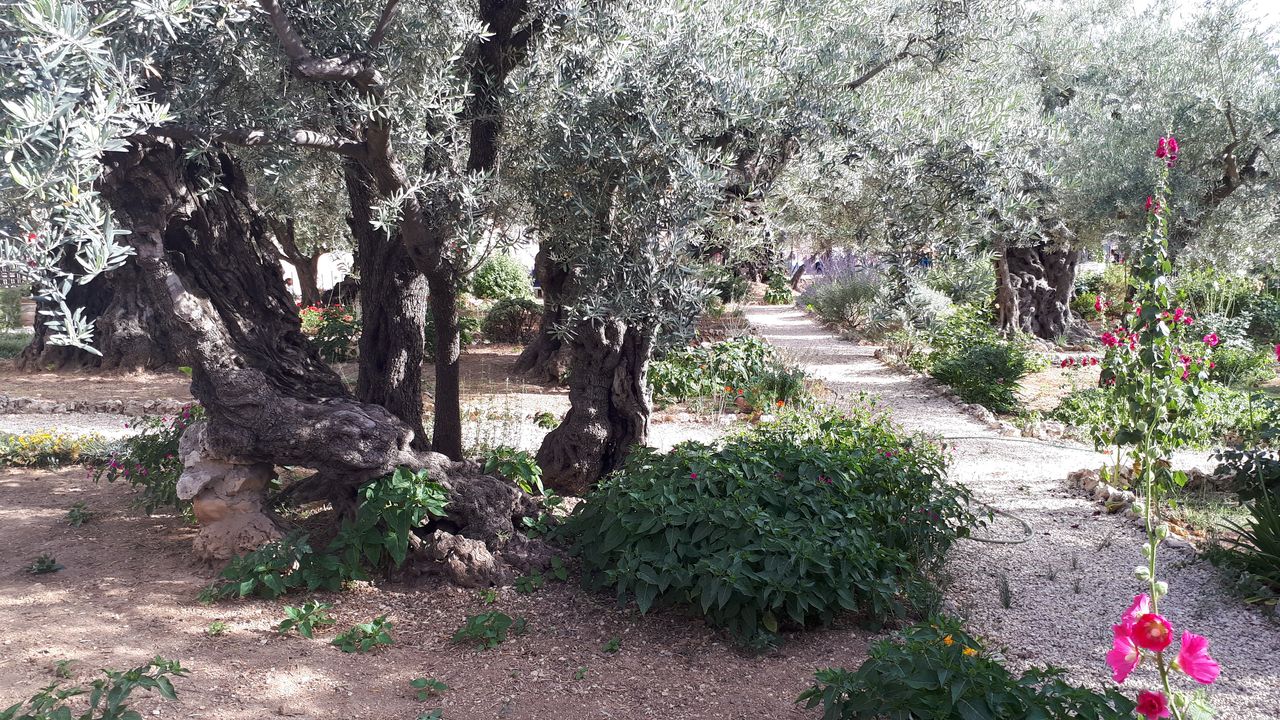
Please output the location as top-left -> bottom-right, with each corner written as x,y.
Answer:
1,467 -> 865,720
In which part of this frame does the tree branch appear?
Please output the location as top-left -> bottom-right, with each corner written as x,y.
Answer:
147,126 -> 368,159
257,0 -> 381,87
368,0 -> 401,51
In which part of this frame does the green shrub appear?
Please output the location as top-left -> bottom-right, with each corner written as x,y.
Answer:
452,611 -> 527,649
1210,346 -> 1275,388
91,406 -> 203,515
481,297 -> 542,343
0,331 -> 28,359
1176,267 -> 1258,318
0,430 -> 103,468
1054,384 -> 1274,451
200,467 -> 449,601
565,410 -> 976,649
1245,294 -> 1280,344
471,254 -> 532,300
762,271 -> 793,305
708,265 -> 749,303
299,303 -> 360,362
800,271 -> 881,333
648,335 -> 798,406
798,618 -> 1135,720
483,446 -> 544,496
332,616 -> 394,653
1071,291 -> 1103,322
0,288 -> 23,329
27,554 -> 62,575
924,309 -> 1040,414
0,657 -> 187,720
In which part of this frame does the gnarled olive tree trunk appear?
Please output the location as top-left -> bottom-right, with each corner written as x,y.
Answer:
536,318 -> 652,496
514,247 -> 570,383
98,138 -> 548,583
19,256 -> 173,371
995,242 -> 1080,340
344,161 -> 430,449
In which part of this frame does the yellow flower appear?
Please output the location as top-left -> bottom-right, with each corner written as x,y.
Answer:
942,634 -> 954,646
963,647 -> 978,657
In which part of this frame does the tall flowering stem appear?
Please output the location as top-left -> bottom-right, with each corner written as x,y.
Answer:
1100,136 -> 1219,720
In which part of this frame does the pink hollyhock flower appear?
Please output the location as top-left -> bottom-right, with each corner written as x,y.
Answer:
1168,136 -> 1179,156
1090,357 -> 1099,366
1120,594 -> 1151,633
1095,295 -> 1105,313
1136,690 -> 1171,719
689,472 -> 698,480
1101,331 -> 1120,347
1203,333 -> 1219,347
1176,631 -> 1220,685
1061,358 -> 1072,368
1155,137 -> 1168,158
1133,613 -> 1173,652
1172,307 -> 1186,324
1106,624 -> 1141,683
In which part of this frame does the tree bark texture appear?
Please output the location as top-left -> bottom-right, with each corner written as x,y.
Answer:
536,318 -> 652,496
514,246 -> 570,383
995,243 -> 1080,340
344,161 -> 430,450
19,256 -> 174,371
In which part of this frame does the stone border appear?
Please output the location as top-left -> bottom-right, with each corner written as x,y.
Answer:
0,394 -> 189,417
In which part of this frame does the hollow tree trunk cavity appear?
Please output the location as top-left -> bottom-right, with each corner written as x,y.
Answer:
995,243 -> 1079,340
536,318 -> 652,496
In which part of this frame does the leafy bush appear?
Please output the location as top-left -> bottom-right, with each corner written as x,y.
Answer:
332,616 -> 394,653
923,309 -> 1041,414
1176,267 -> 1257,318
1054,384 -> 1273,451
452,611 -> 527,649
1245,294 -> 1280,344
1209,345 -> 1274,388
801,270 -> 881,333
1071,291 -> 1103,322
0,657 -> 187,720
798,618 -> 1135,720
91,406 -> 202,515
0,430 -> 103,468
471,254 -> 532,300
276,600 -> 336,638
648,335 -> 802,407
66,502 -> 93,527
0,287 -> 23,329
329,467 -> 449,574
483,446 -> 544,495
481,297 -> 542,343
763,271 -> 793,305
299,303 -> 359,362
27,554 -> 62,574
708,265 -> 749,303
565,410 -> 976,648
0,331 -> 29,359
201,467 -> 449,601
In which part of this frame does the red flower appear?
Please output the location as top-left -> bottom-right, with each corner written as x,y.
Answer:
1155,137 -> 1167,159
1202,333 -> 1219,347
1132,613 -> 1173,652
1101,331 -> 1120,348
1060,358 -> 1072,368
1090,357 -> 1099,366
1135,690 -> 1170,719
689,472 -> 698,480
1094,295 -> 1105,313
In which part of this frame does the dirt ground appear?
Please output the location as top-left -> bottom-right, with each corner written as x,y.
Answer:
0,466 -> 870,720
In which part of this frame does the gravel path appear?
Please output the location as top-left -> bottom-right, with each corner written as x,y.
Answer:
744,304 -> 1280,719
0,413 -> 135,440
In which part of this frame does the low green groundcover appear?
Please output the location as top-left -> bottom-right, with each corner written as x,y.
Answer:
565,409 -> 976,648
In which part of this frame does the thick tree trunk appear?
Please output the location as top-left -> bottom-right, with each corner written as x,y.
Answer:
97,138 -> 549,581
344,162 -> 430,450
514,247 -> 570,383
428,275 -> 464,459
536,318 -> 652,496
19,256 -> 173,371
994,243 -> 1079,339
